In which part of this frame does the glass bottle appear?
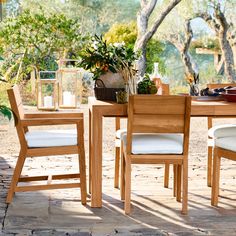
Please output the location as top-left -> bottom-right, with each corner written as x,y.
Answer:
151,62 -> 162,95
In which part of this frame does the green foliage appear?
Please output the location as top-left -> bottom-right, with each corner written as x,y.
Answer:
104,22 -> 137,49
0,10 -> 86,83
137,74 -> 157,94
104,21 -> 165,74
80,35 -> 137,80
0,105 -> 12,120
21,0 -> 139,35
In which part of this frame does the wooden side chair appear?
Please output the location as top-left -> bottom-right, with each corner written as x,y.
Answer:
120,95 -> 191,214
114,84 -> 170,188
206,83 -> 235,187
209,125 -> 236,206
6,85 -> 87,204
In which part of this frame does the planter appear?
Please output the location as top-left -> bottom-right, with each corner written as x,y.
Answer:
94,72 -> 125,101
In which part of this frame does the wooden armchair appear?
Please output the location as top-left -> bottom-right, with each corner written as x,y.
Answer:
120,95 -> 191,214
6,85 -> 87,204
209,125 -> 236,206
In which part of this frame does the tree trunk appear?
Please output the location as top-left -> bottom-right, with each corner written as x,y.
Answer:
215,8 -> 236,82
181,20 -> 198,77
135,0 -> 182,76
199,5 -> 236,82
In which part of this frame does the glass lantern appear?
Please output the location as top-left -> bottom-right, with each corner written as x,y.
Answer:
58,59 -> 83,109
37,71 -> 58,111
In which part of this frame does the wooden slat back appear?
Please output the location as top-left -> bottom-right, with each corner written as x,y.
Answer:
7,85 -> 27,147
128,95 -> 191,134
133,95 -> 186,114
7,85 -> 24,120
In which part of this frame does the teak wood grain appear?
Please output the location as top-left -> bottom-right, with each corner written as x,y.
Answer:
121,95 -> 191,214
6,85 -> 87,204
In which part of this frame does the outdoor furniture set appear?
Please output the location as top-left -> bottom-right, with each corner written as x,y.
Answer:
6,85 -> 236,215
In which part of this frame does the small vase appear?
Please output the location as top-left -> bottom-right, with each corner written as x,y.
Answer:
116,90 -> 127,104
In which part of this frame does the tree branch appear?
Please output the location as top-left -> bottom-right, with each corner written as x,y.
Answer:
139,0 -> 182,48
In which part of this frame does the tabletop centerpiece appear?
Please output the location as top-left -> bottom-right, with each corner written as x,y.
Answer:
80,35 -> 138,101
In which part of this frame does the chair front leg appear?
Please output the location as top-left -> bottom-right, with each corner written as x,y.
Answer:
211,147 -> 221,206
114,146 -> 120,188
164,163 -> 170,188
124,156 -> 131,215
6,149 -> 27,203
182,157 -> 188,215
120,145 -> 125,200
173,165 -> 177,197
79,147 -> 87,205
207,146 -> 213,187
176,164 -> 182,202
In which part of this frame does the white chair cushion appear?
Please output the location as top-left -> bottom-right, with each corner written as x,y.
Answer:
208,124 -> 236,138
121,133 -> 183,154
116,129 -> 127,139
25,130 -> 77,148
215,136 -> 236,152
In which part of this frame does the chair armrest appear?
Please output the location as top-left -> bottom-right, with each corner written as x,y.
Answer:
21,117 -> 82,126
24,112 -> 83,119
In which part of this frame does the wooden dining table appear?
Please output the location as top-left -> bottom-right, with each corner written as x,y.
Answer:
88,96 -> 236,207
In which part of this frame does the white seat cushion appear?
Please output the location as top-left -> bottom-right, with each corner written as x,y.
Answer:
121,133 -> 183,154
208,124 -> 236,138
215,136 -> 236,152
25,130 -> 77,148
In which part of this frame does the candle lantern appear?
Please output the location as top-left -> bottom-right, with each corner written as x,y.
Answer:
58,59 -> 83,109
37,71 -> 58,111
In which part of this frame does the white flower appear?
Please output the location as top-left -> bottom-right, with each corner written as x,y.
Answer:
113,42 -> 125,48
92,41 -> 98,50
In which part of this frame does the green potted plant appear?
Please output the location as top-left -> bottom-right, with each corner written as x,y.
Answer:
137,74 -> 157,94
80,35 -> 138,101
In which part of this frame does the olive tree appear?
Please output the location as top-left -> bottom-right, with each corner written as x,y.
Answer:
135,0 -> 182,75
0,10 -> 85,82
196,0 -> 236,81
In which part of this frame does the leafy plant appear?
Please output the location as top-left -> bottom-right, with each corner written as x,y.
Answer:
104,21 -> 165,74
137,74 -> 157,94
80,35 -> 137,80
0,105 -> 12,120
0,10 -> 86,83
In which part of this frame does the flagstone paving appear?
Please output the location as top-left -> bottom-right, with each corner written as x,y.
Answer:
0,106 -> 235,235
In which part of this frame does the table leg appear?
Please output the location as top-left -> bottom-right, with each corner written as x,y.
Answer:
90,107 -> 103,207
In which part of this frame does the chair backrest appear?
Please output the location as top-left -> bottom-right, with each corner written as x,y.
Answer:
7,85 -> 27,147
115,85 -> 170,131
126,95 -> 191,155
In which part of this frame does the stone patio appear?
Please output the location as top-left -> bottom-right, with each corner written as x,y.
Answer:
0,106 -> 235,235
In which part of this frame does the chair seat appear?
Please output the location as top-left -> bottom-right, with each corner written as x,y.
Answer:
215,136 -> 236,152
208,124 -> 236,138
25,130 -> 77,148
121,133 -> 183,154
